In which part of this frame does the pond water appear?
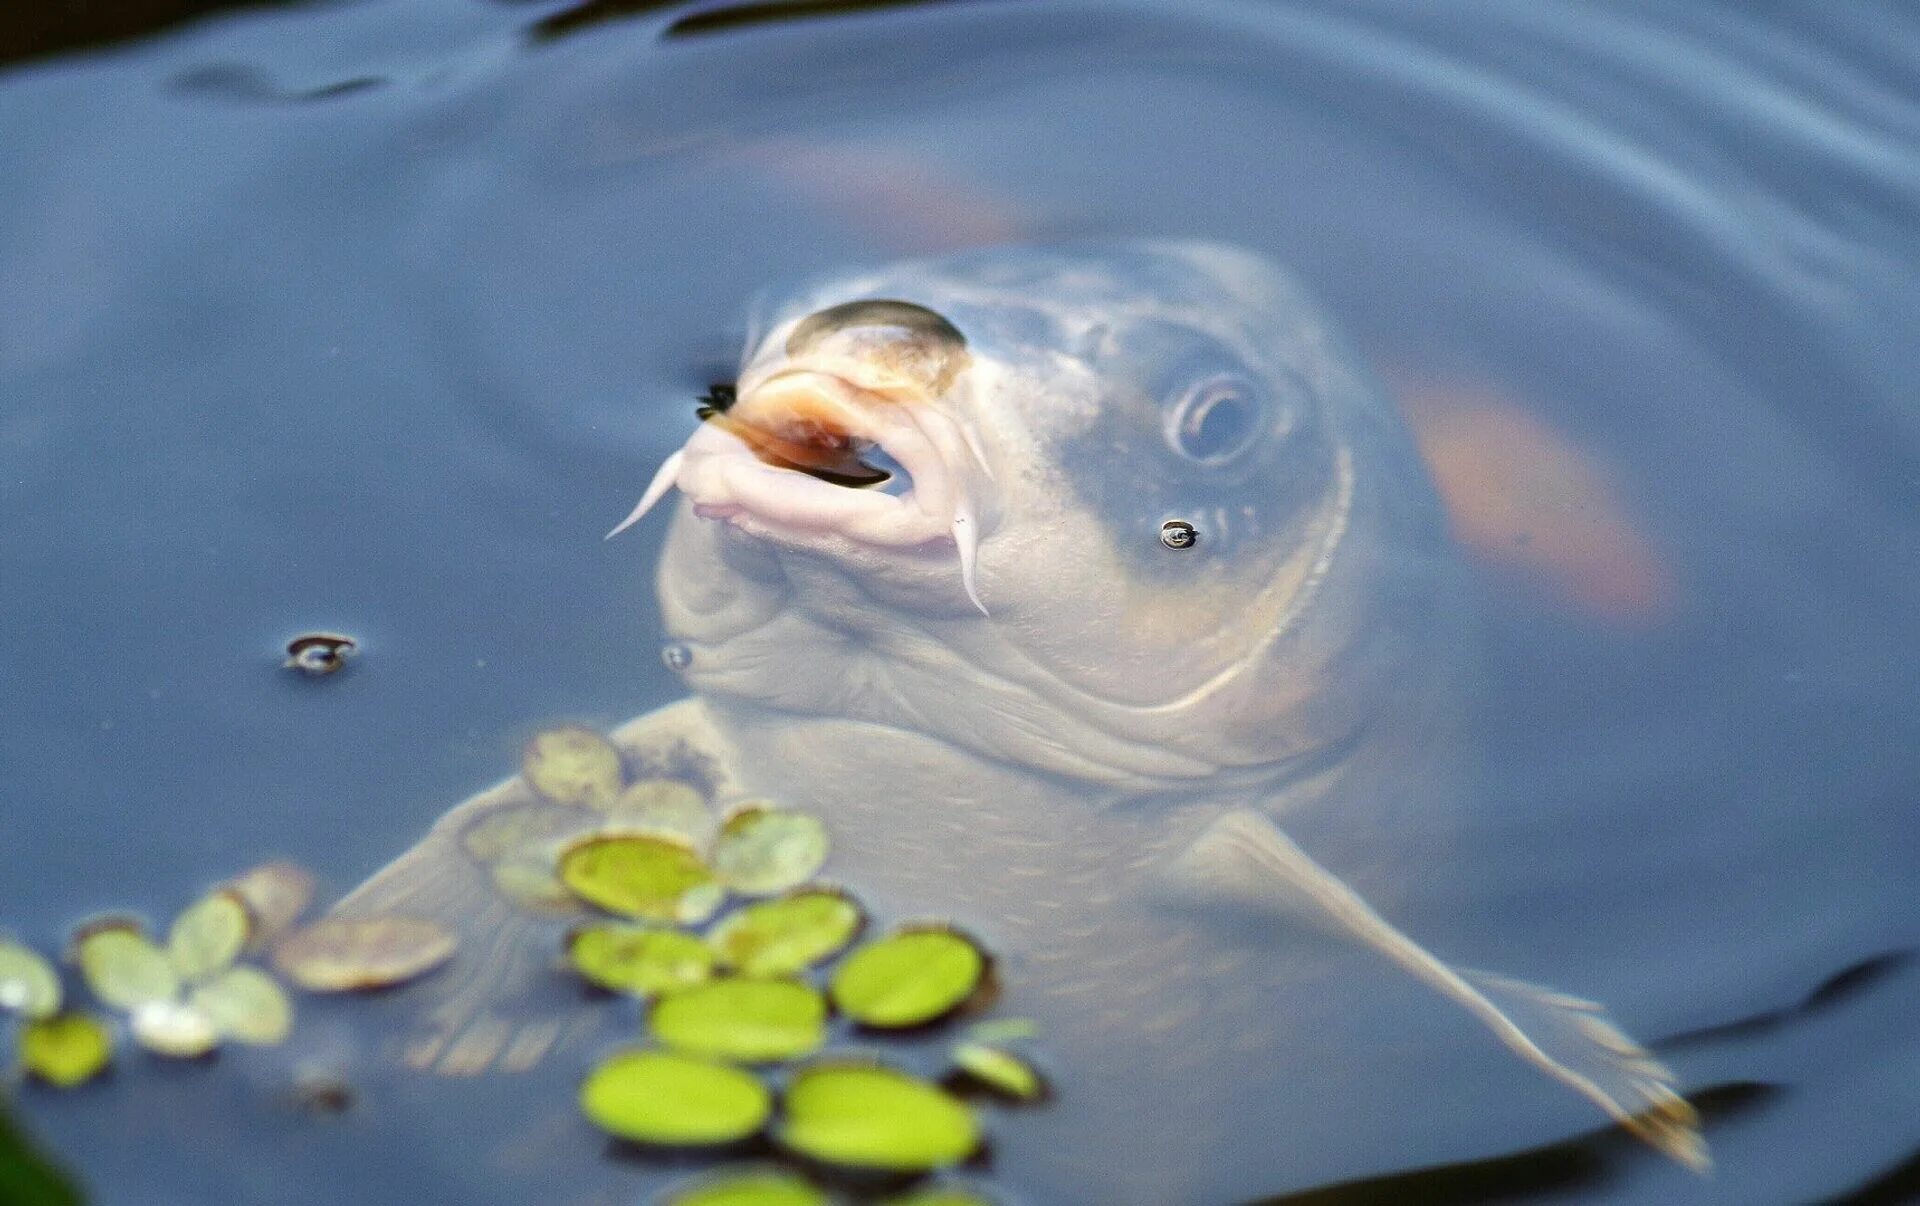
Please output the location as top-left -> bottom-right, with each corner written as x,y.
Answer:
4,1 -> 1919,1202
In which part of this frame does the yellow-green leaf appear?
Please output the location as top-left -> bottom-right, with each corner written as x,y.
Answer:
168,892 -> 250,982
74,923 -> 178,1011
711,807 -> 828,896
829,928 -> 985,1029
558,834 -> 720,923
949,1041 -> 1044,1102
649,978 -> 826,1064
189,966 -> 293,1045
708,890 -> 863,978
522,726 -> 623,806
130,1000 -> 219,1058
567,925 -> 713,998
272,915 -> 456,992
18,1014 -> 112,1088
662,1168 -> 830,1206
777,1062 -> 978,1171
580,1049 -> 770,1146
0,941 -> 62,1020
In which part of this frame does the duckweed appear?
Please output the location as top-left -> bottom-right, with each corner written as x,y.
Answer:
188,966 -> 293,1045
522,726 -> 624,807
711,807 -> 829,896
74,924 -> 178,1012
777,1062 -> 979,1171
949,1042 -> 1044,1102
166,892 -> 250,983
567,925 -> 714,997
580,1049 -> 770,1146
0,942 -> 62,1020
829,928 -> 985,1029
18,1014 -> 111,1088
609,779 -> 715,848
560,833 -> 722,924
649,978 -> 827,1064
707,890 -> 863,978
660,1168 -> 830,1206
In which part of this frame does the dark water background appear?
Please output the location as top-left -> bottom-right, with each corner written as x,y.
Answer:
3,0 -> 1919,1201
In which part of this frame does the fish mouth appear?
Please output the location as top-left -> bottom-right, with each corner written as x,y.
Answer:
607,366 -> 993,613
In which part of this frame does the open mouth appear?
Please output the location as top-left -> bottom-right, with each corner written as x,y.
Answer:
606,366 -> 990,613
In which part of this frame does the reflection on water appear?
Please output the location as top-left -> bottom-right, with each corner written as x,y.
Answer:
2,1 -> 1918,1203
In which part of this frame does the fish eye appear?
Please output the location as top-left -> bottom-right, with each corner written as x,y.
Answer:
1165,373 -> 1267,465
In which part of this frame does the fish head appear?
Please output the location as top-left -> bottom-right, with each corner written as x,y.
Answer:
633,242 -> 1453,791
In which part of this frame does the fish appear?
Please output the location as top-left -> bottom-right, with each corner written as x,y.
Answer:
328,241 -> 1704,1195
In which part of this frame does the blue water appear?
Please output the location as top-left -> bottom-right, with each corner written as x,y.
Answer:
3,1 -> 1919,1201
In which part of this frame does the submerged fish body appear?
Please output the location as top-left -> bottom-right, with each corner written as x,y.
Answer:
335,242 -> 1702,1197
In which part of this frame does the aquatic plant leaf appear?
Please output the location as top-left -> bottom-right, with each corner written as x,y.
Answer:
167,891 -> 250,982
963,1018 -> 1038,1043
649,978 -> 826,1064
559,833 -> 721,923
711,807 -> 828,896
777,1062 -> 979,1171
0,942 -> 62,1020
522,726 -> 624,807
880,1188 -> 997,1206
74,924 -> 178,1011
662,1168 -> 830,1206
707,889 -> 863,978
17,1014 -> 111,1088
272,916 -> 456,992
130,1000 -> 219,1058
949,1041 -> 1043,1102
567,925 -> 714,997
490,857 -> 579,913
461,802 -> 582,863
189,966 -> 293,1045
830,929 -> 984,1028
225,862 -> 315,950
580,1048 -> 770,1146
606,779 -> 715,848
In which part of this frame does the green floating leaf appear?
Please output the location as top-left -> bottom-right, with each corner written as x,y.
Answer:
224,862 -> 315,951
963,1018 -> 1038,1043
74,923 -> 178,1011
189,966 -> 293,1045
778,1062 -> 978,1171
522,726 -> 624,807
660,1168 -> 830,1206
580,1049 -> 770,1146
168,892 -> 250,983
649,978 -> 826,1064
830,928 -> 985,1029
559,834 -> 721,924
461,802 -> 581,863
949,1042 -> 1044,1102
490,856 -> 579,914
607,779 -> 714,849
0,942 -> 62,1020
18,1014 -> 111,1088
130,1000 -> 219,1058
880,1188 -> 997,1206
711,807 -> 829,896
708,890 -> 863,978
272,915 -> 456,992
568,925 -> 714,998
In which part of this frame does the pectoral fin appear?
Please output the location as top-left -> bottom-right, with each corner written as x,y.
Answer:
1163,809 -> 1707,1172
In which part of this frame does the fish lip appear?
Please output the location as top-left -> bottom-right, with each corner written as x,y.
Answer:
675,367 -> 983,551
